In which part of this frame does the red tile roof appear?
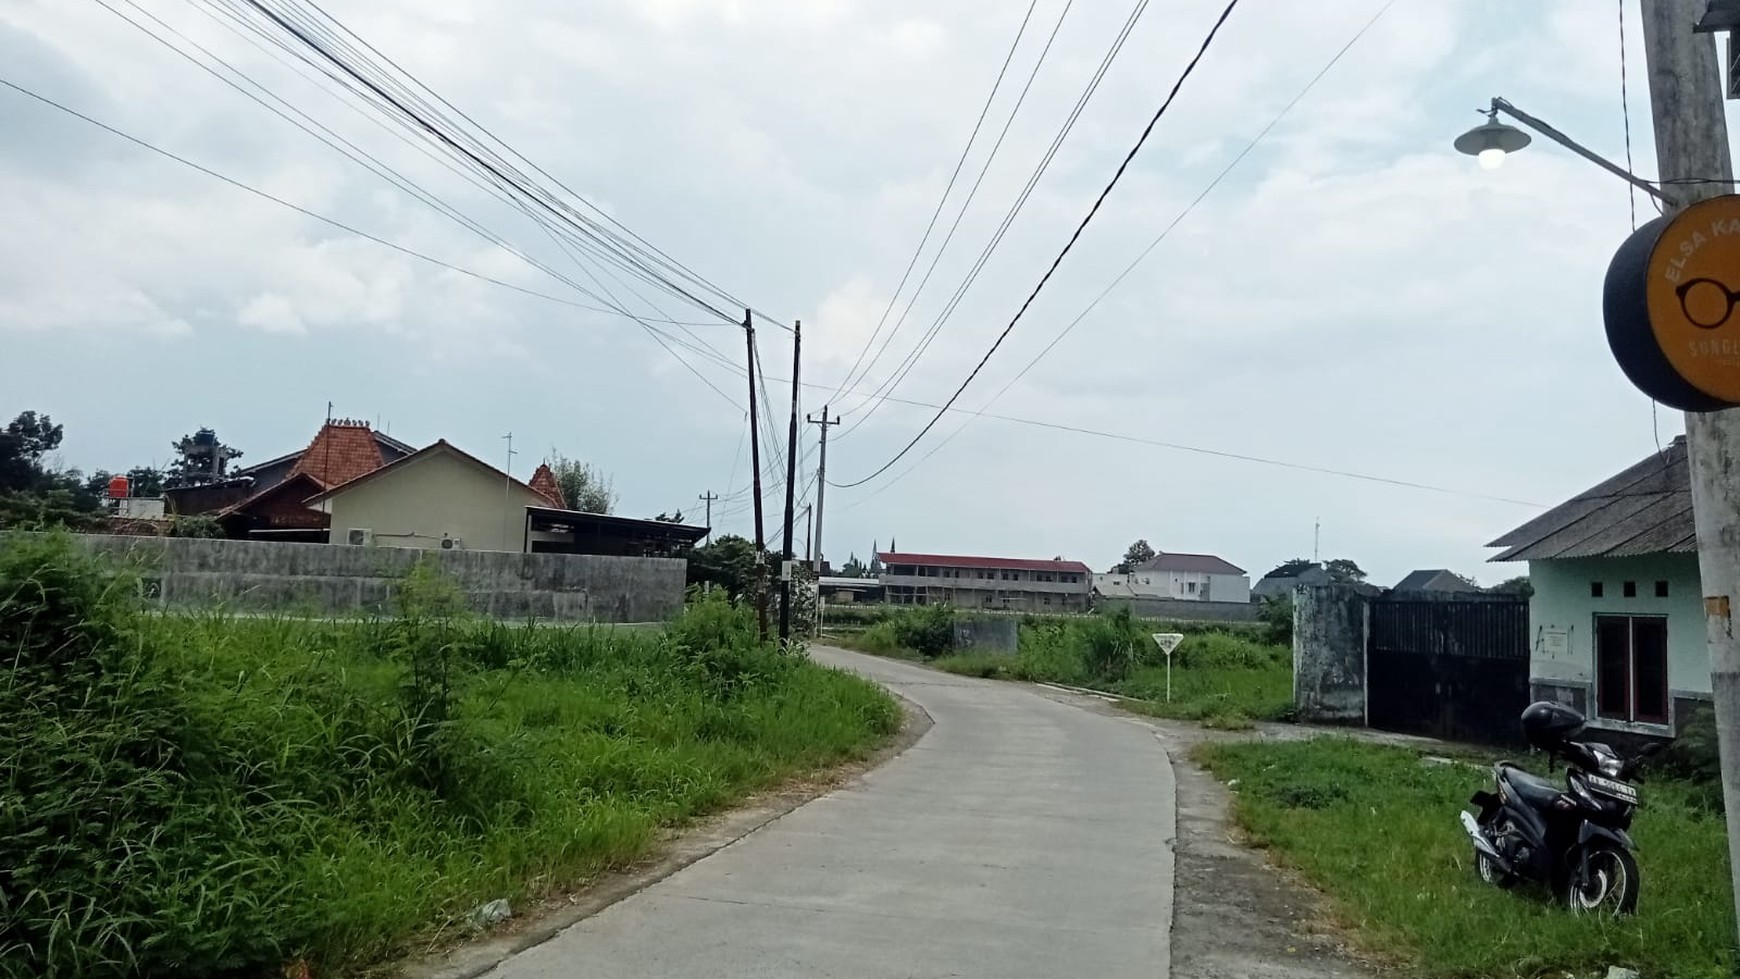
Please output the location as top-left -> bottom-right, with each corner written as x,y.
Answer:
528,462 -> 566,508
877,552 -> 1092,574
288,420 -> 386,489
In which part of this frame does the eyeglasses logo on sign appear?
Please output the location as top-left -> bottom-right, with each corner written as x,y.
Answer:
1604,195 -> 1740,412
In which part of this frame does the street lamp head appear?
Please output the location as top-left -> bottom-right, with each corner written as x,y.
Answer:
1454,111 -> 1532,170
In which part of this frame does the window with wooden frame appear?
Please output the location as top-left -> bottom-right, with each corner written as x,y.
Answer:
1594,614 -> 1669,725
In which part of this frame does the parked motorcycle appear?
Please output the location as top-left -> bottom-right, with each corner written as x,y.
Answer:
1461,701 -> 1661,915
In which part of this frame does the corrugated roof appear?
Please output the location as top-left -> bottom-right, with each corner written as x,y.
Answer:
1393,569 -> 1479,592
878,552 -> 1093,574
1138,552 -> 1245,575
1488,437 -> 1696,562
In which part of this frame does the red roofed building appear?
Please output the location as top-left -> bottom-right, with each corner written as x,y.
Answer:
218,419 -> 400,541
877,551 -> 1092,612
528,462 -> 566,509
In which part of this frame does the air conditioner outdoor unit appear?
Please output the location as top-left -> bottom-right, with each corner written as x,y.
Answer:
440,536 -> 463,550
347,528 -> 374,546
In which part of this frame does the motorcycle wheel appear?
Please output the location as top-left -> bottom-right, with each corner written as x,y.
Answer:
1475,819 -> 1517,889
1564,842 -> 1639,916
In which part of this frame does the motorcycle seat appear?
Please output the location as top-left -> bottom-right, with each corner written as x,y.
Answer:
1498,763 -> 1562,810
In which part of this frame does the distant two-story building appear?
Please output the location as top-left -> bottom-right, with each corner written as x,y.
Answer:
1094,552 -> 1250,604
878,551 -> 1093,613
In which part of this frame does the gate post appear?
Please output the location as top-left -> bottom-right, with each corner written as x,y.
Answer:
1293,584 -> 1371,724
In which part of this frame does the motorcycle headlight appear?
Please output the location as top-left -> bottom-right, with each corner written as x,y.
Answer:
1600,756 -> 1624,777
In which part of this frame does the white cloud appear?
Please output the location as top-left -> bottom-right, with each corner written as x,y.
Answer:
0,0 -> 1700,583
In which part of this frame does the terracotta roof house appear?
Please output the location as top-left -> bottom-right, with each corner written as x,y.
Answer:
217,420 -> 401,541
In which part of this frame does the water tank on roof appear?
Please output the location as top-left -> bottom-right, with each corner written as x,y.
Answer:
107,474 -> 130,499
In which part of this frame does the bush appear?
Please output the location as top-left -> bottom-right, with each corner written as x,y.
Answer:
1661,703 -> 1724,810
893,603 -> 956,659
1258,596 -> 1293,647
0,537 -> 896,979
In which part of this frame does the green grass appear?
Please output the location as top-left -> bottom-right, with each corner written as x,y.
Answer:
851,609 -> 1294,724
2,536 -> 898,979
1195,738 -> 1736,979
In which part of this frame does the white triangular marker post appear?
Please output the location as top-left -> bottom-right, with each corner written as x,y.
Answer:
1152,633 -> 1184,703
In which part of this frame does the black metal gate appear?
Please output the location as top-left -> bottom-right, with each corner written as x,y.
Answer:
1367,593 -> 1530,746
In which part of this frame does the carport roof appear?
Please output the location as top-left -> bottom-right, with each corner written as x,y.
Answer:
1487,437 -> 1696,563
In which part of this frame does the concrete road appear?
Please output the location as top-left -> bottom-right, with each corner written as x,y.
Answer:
485,646 -> 1177,979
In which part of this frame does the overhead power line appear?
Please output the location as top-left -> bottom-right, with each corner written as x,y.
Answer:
837,0 -> 1150,437
834,0 -> 1244,488
0,75 -> 739,407
872,0 -> 1402,486
826,0 -> 1046,402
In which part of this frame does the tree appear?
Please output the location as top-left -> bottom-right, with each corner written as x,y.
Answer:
838,553 -> 867,578
686,534 -> 765,598
0,411 -> 64,492
653,510 -> 685,523
549,454 -> 615,514
1325,558 -> 1367,583
1266,558 -> 1317,578
1109,539 -> 1156,574
1490,575 -> 1534,598
165,428 -> 242,488
127,466 -> 166,497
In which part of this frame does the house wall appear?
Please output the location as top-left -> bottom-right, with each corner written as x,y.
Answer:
1528,552 -> 1711,735
1205,572 -> 1250,603
62,534 -> 684,622
326,451 -> 548,553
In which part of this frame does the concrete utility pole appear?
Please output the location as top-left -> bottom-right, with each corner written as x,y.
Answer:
698,490 -> 718,535
1640,0 -> 1740,940
744,310 -> 768,641
778,322 -> 802,642
806,405 -> 842,574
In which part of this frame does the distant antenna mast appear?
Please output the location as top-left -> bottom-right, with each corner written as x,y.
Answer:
501,432 -> 516,550
1313,517 -> 1321,564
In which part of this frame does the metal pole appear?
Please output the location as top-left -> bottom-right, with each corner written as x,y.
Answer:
1640,0 -> 1740,943
778,321 -> 802,642
744,310 -> 768,641
1491,97 -> 1677,204
807,404 -> 841,573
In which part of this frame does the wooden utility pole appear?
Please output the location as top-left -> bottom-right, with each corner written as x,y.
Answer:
778,321 -> 802,642
807,405 -> 842,574
1640,0 -> 1740,940
744,310 -> 768,641
698,490 -> 718,535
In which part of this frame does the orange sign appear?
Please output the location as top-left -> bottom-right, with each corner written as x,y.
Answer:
1605,195 -> 1740,411
1647,196 -> 1740,404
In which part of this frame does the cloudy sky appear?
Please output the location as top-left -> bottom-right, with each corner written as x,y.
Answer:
4,0 -> 1734,585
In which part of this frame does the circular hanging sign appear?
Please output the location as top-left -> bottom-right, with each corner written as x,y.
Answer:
1604,194 -> 1740,412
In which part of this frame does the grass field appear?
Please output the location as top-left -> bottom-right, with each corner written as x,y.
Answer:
835,605 -> 1292,725
2,536 -> 898,979
1195,738 -> 1735,979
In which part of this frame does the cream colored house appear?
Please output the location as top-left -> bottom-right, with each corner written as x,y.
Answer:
307,440 -> 557,553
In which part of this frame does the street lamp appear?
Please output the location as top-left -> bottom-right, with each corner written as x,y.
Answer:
1454,109 -> 1530,170
1452,96 -> 1675,204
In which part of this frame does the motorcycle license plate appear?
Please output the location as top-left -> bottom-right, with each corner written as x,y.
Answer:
1585,774 -> 1639,804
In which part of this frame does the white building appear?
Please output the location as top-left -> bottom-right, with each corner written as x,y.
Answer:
1095,552 -> 1250,604
1489,436 -> 1709,737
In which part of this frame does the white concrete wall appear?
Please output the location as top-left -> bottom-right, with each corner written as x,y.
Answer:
328,449 -> 548,553
1205,572 -> 1251,604
1529,552 -> 1709,704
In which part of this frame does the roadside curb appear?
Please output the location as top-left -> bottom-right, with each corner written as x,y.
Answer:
400,689 -> 934,979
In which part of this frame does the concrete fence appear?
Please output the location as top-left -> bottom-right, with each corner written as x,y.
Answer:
1292,584 -> 1370,724
60,535 -> 686,623
1095,596 -> 1259,623
952,615 -> 1020,654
